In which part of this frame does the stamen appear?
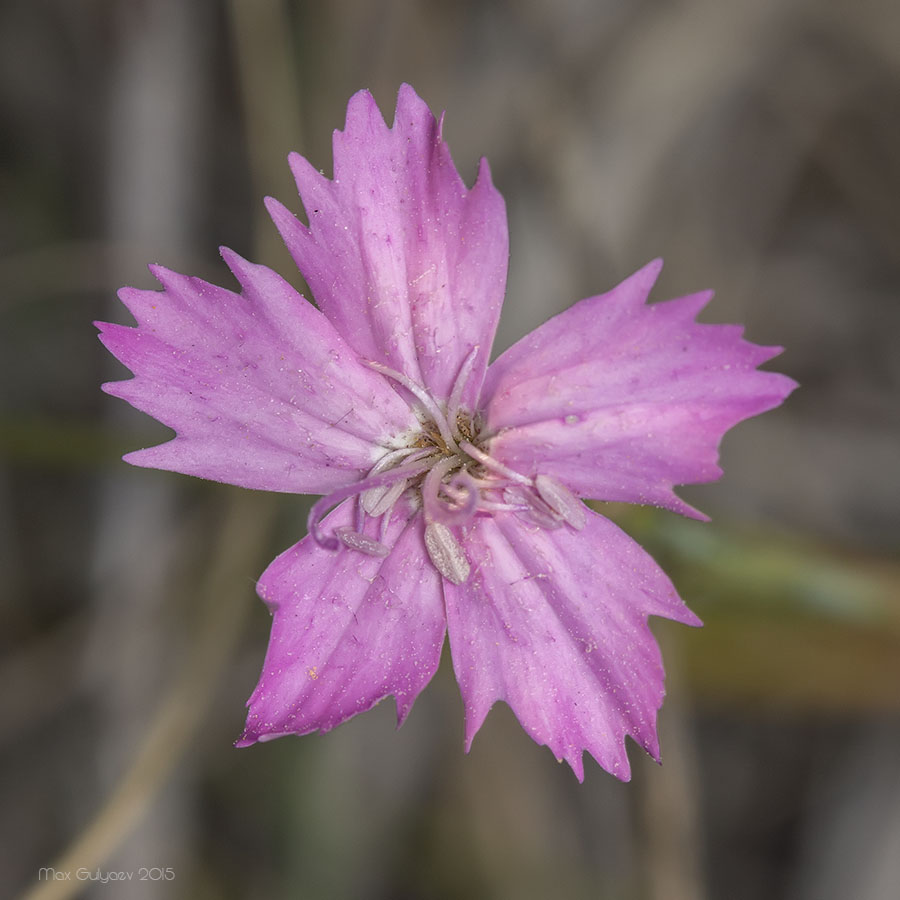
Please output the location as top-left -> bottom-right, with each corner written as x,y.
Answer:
361,447 -> 433,515
335,527 -> 390,557
424,522 -> 470,584
308,461 -> 432,550
534,474 -> 586,530
446,345 -> 479,432
364,360 -> 459,452
370,446 -> 424,473
459,441 -> 533,486
378,507 -> 392,543
477,500 -> 529,513
503,486 -> 563,530
467,474 -> 511,489
364,476 -> 410,517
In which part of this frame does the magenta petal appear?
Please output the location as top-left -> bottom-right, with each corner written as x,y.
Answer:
267,83 -> 509,407
481,261 -> 798,517
238,502 -> 445,744
443,508 -> 700,781
96,252 -> 416,492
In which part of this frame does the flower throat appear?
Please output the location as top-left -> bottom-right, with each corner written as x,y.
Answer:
307,348 -> 586,584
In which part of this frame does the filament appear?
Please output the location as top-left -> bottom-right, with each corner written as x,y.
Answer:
446,345 -> 479,429
308,460 -> 431,549
365,360 -> 459,452
459,441 -> 532,485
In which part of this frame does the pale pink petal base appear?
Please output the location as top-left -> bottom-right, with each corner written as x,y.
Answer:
443,509 -> 701,781
267,84 -> 509,408
238,501 -> 446,745
482,261 -> 798,517
97,251 -> 415,493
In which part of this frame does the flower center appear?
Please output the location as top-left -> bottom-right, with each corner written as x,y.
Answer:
307,350 -> 585,584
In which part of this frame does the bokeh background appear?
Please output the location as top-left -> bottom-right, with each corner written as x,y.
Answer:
3,1 -> 899,898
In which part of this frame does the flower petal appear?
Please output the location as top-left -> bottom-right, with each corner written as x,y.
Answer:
481,260 -> 798,517
238,501 -> 445,744
97,251 -> 416,493
267,83 -> 509,407
443,508 -> 700,781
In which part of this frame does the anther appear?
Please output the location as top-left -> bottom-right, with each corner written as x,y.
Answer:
424,522 -> 470,584
308,460 -> 431,550
335,526 -> 390,557
534,474 -> 586,530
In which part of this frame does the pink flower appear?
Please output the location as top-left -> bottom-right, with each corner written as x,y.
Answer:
97,85 -> 796,781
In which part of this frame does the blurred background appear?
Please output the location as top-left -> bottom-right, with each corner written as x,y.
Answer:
2,0 -> 899,898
